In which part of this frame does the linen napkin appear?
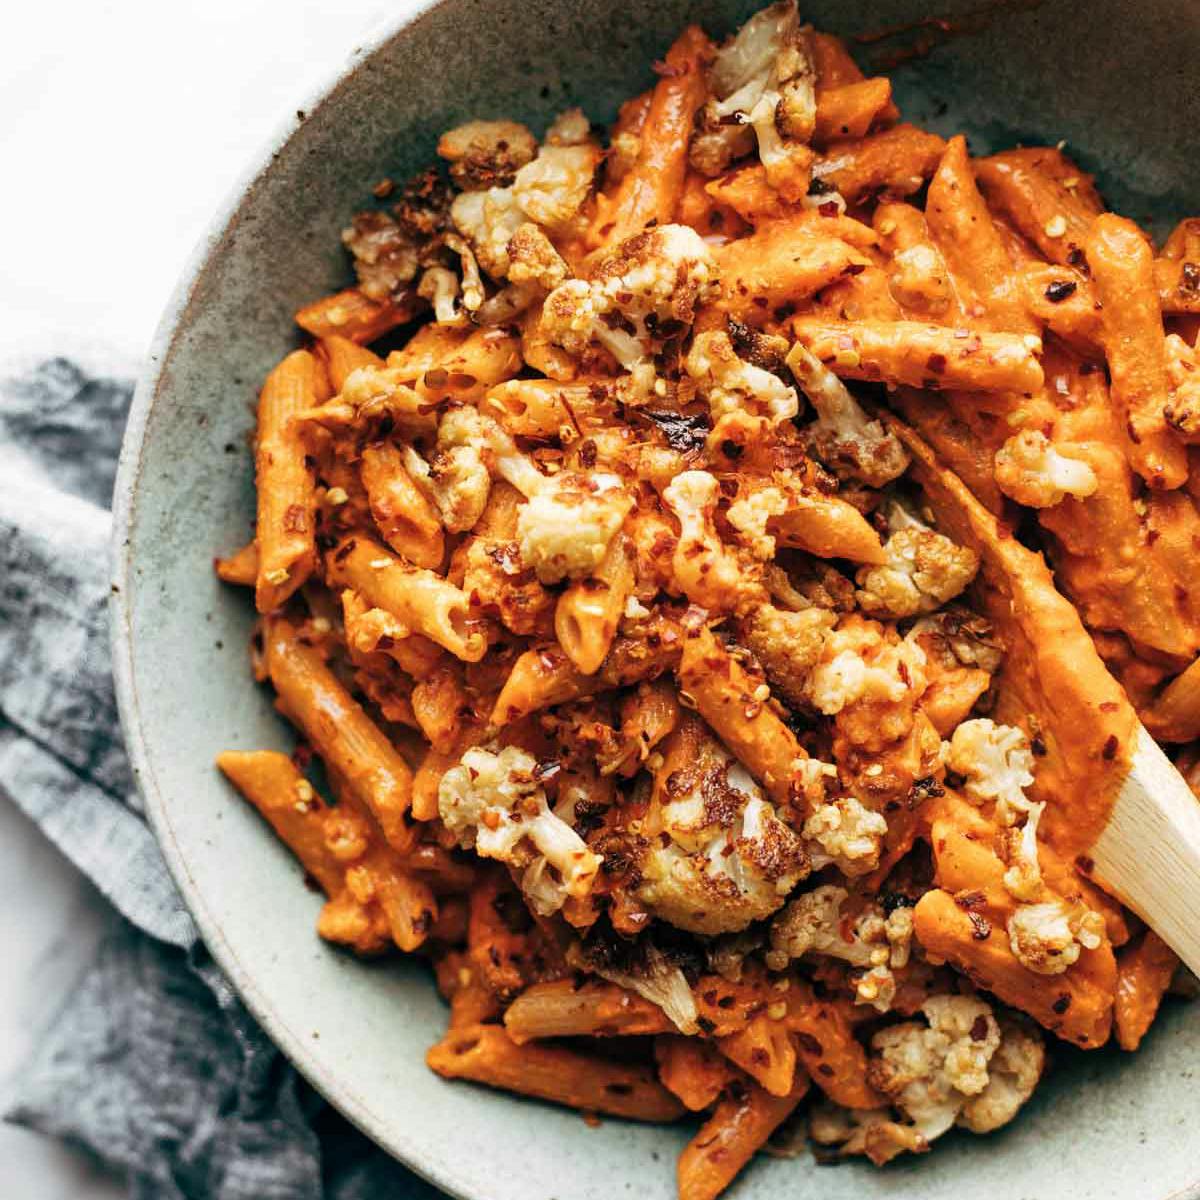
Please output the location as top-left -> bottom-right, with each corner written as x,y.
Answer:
1,355 -> 441,1200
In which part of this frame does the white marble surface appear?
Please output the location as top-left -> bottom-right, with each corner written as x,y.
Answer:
0,1 -> 412,1193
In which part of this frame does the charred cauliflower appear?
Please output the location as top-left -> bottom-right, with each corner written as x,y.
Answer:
993,429 -> 1099,508
689,0 -> 817,198
855,500 -> 980,619
439,744 -> 601,915
636,737 -> 810,936
787,342 -> 910,487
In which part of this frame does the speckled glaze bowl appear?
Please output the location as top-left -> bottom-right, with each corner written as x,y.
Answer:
112,2 -> 1200,1197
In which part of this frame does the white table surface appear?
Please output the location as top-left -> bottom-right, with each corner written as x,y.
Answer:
0,2 -> 415,1193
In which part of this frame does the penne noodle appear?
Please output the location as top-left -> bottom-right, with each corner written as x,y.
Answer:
813,77 -> 895,145
812,124 -> 946,205
555,532 -> 635,675
1086,213 -> 1188,489
254,350 -> 324,612
264,617 -> 415,852
216,749 -> 348,897
654,1036 -> 734,1112
975,146 -> 1102,266
295,286 -> 422,344
791,315 -> 1045,394
772,492 -> 886,564
359,441 -> 445,569
589,25 -> 712,251
873,201 -> 956,319
316,334 -> 384,391
677,626 -> 806,808
716,220 -> 869,320
504,979 -> 674,1044
925,135 -> 1035,335
676,1074 -> 809,1200
214,539 -> 258,586
326,534 -> 486,662
1114,929 -> 1179,1051
427,1024 -> 686,1122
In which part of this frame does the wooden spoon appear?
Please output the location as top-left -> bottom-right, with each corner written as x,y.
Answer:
889,415 -> 1200,976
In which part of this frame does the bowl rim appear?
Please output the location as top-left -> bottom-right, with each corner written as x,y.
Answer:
106,3 -> 1200,1198
107,2 -> 484,1195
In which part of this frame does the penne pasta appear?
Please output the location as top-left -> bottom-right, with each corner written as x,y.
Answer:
264,617 -> 415,852
359,441 -> 445,569
427,1024 -> 686,1122
555,532 -> 635,675
295,286 -> 422,344
254,350 -> 324,612
589,25 -> 712,250
677,626 -> 805,808
1086,213 -> 1188,489
504,979 -> 674,1043
791,316 -> 1044,393
214,539 -> 258,587
676,1074 -> 809,1200
326,534 -> 486,662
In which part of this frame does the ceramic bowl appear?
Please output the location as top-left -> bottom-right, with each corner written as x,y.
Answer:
111,2 -> 1200,1197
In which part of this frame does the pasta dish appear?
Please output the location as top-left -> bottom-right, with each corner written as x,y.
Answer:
213,4 -> 1200,1193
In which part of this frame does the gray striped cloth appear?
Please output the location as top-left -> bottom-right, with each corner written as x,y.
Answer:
1,357 -> 440,1200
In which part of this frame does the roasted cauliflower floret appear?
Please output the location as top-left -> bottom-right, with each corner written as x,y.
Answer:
512,143 -> 599,234
958,1017 -> 1046,1133
417,264 -> 462,324
855,502 -> 980,619
768,886 -> 910,967
869,995 -> 1001,1142
908,608 -> 1005,674
944,718 -> 1034,823
741,603 -> 838,708
787,343 -> 910,487
437,119 -> 538,189
1007,900 -> 1105,976
516,470 -> 633,583
438,745 -> 601,915
505,223 -> 570,290
726,486 -> 789,560
802,796 -> 888,877
637,751 -> 810,936
449,187 -> 528,281
998,800 -> 1046,902
686,330 -> 799,426
808,1101 -> 928,1166
405,405 -> 494,533
688,1 -> 816,198
661,470 -> 750,612
805,619 -> 927,716
341,210 -> 421,300
993,430 -> 1099,508
542,225 -> 719,391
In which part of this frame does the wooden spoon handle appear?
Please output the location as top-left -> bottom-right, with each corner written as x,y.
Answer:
1092,725 -> 1200,977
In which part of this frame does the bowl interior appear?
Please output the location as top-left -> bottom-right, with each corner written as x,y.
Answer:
114,2 -> 1200,1197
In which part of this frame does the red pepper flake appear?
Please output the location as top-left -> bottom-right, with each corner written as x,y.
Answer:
1099,701 -> 1119,713
1102,735 -> 1119,760
1076,854 -> 1095,874
818,201 -> 840,217
841,263 -> 866,277
332,538 -> 356,563
1045,279 -> 1077,303
955,889 -> 986,910
970,1015 -> 990,1041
